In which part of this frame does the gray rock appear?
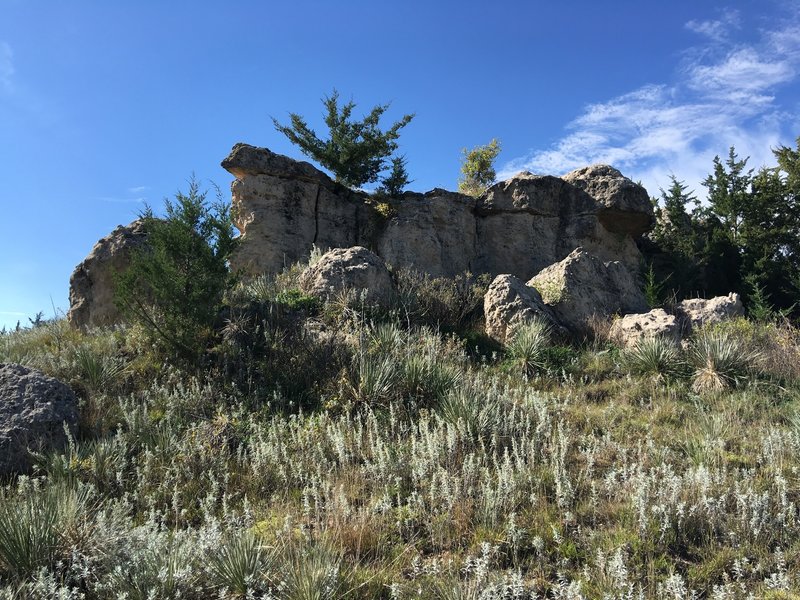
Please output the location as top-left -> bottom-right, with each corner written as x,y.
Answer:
0,363 -> 78,475
68,220 -> 148,329
528,248 -> 649,333
299,246 -> 396,309
609,309 -> 681,348
562,164 -> 654,236
483,274 -> 561,344
677,293 -> 744,331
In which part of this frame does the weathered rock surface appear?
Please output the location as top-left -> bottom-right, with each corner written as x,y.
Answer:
68,220 -> 148,329
562,165 -> 654,236
0,363 -> 78,475
528,248 -> 649,333
609,309 -> 681,347
299,246 -> 396,308
677,293 -> 744,331
483,274 -> 560,344
221,144 -> 653,280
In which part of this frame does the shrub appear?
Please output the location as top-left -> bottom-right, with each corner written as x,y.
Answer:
621,336 -> 684,380
458,139 -> 501,197
207,530 -> 274,597
273,89 -> 414,189
506,319 -> 551,377
689,329 -> 760,394
115,179 -> 237,364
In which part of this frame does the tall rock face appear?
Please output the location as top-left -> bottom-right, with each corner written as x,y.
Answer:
221,144 -> 654,280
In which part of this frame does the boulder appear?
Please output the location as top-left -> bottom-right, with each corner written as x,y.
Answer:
299,246 -> 396,309
483,274 -> 561,344
0,363 -> 78,475
562,164 -> 654,236
528,248 -> 649,333
68,220 -> 148,329
677,293 -> 744,331
609,309 -> 681,347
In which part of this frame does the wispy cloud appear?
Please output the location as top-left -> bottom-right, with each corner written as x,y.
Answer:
0,41 -> 14,93
500,7 -> 800,198
685,8 -> 740,43
97,196 -> 147,204
127,185 -> 149,194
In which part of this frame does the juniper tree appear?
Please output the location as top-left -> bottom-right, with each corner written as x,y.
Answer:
273,89 -> 414,189
458,139 -> 501,196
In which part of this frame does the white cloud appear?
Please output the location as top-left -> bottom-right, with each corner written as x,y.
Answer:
127,185 -> 150,194
685,9 -> 740,43
500,12 -> 800,199
0,42 -> 14,92
97,196 -> 147,204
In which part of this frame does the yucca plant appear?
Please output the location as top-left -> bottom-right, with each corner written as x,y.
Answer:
689,329 -> 760,394
506,319 -> 551,377
0,482 -> 92,581
436,385 -> 502,441
621,335 -> 684,381
207,530 -> 274,597
347,353 -> 400,406
400,355 -> 460,407
277,541 -> 349,600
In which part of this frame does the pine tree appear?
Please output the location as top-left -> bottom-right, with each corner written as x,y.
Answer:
458,139 -> 501,196
273,90 -> 414,189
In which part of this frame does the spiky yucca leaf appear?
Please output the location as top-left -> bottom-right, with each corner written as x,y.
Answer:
622,335 -> 683,380
689,329 -> 760,394
506,319 -> 551,377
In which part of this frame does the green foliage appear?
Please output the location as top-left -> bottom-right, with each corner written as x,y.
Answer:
378,155 -> 412,196
506,319 -> 551,377
273,89 -> 414,189
621,336 -> 683,380
458,139 -> 501,196
115,179 -> 237,363
642,262 -> 670,308
207,531 -> 274,597
689,328 -> 760,394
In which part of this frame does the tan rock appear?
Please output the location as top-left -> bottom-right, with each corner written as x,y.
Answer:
220,145 -> 653,280
483,274 -> 561,344
528,248 -> 649,333
67,220 -> 148,329
299,246 -> 396,309
609,309 -> 681,347
677,293 -> 744,331
562,164 -> 654,236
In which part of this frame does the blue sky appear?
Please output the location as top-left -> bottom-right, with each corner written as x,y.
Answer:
1,0 -> 799,329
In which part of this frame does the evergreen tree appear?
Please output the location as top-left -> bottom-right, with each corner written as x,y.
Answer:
115,180 -> 237,363
458,139 -> 501,196
273,90 -> 414,189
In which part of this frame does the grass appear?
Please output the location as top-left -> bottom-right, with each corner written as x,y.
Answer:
1,267 -> 800,597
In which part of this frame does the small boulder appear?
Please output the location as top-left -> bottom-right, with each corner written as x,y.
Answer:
299,246 -> 396,309
68,220 -> 149,329
0,363 -> 79,476
609,309 -> 681,348
677,293 -> 744,331
528,248 -> 648,334
562,164 -> 654,236
483,274 -> 561,344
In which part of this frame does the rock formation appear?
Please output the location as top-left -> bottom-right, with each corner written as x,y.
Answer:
483,274 -> 560,344
68,220 -> 148,329
299,246 -> 396,309
0,363 -> 78,475
609,309 -> 681,348
221,144 -> 653,280
676,293 -> 744,331
527,248 -> 649,333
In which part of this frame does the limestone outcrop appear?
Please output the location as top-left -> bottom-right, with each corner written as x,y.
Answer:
221,144 -> 653,280
299,246 -> 396,309
67,220 -> 148,329
609,309 -> 681,348
528,248 -> 649,333
0,363 -> 78,475
483,274 -> 560,344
